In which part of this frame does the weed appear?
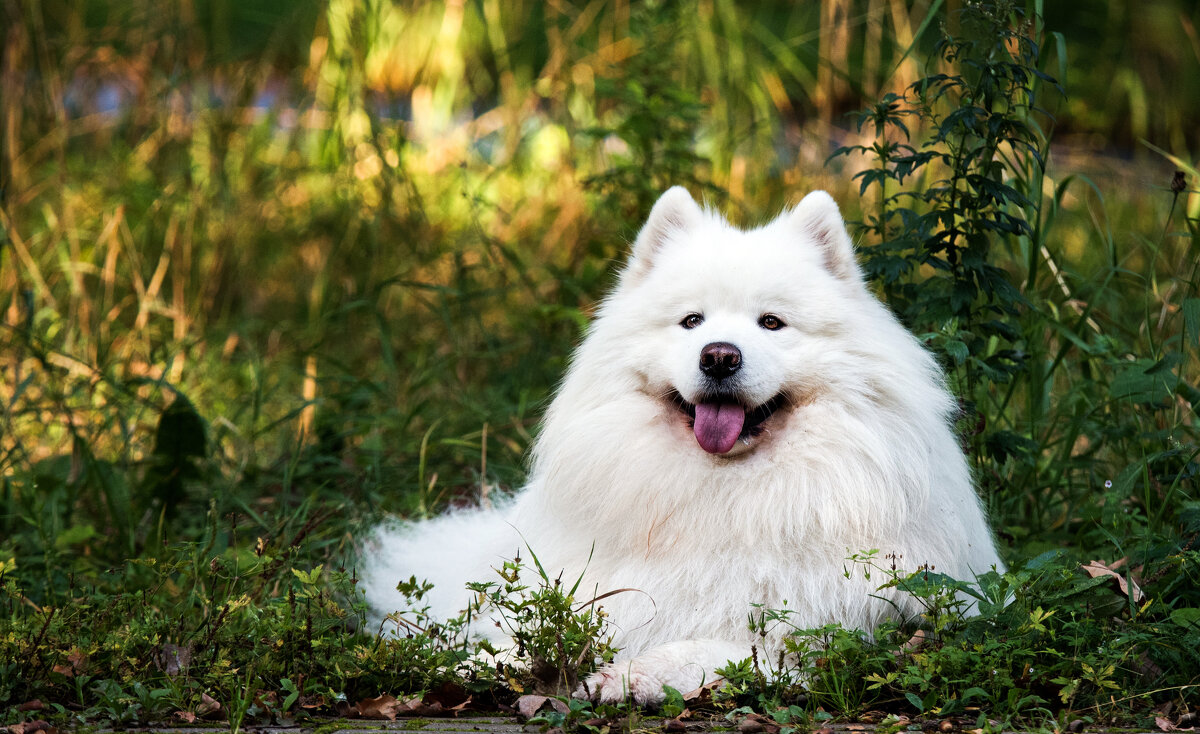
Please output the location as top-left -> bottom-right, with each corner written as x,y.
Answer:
722,551 -> 1199,725
466,548 -> 619,697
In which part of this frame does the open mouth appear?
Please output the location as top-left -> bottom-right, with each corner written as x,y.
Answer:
667,390 -> 787,454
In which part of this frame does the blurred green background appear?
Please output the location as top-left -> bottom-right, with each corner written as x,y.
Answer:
1,0 -> 1198,590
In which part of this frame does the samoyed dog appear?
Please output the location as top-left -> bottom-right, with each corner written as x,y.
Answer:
362,187 -> 1003,704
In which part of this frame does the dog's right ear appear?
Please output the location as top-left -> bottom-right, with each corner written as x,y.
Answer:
624,186 -> 704,282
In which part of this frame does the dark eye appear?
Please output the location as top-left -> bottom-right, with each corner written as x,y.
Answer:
758,314 -> 786,331
680,313 -> 704,329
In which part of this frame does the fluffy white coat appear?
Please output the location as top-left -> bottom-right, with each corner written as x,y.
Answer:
362,188 -> 1004,704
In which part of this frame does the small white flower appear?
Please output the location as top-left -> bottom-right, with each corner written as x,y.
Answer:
1104,480 -> 1113,489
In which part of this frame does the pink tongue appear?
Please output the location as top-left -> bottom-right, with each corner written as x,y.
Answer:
693,402 -> 746,454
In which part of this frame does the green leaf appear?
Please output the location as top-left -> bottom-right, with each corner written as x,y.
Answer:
1110,358 -> 1175,406
1170,607 -> 1200,630
943,338 -> 969,365
905,691 -> 925,712
1183,297 -> 1200,352
55,523 -> 98,549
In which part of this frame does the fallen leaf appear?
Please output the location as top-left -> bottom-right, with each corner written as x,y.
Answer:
426,681 -> 465,706
16,701 -> 44,712
356,694 -> 402,720
173,711 -> 197,724
736,713 -> 780,734
664,719 -> 688,732
197,692 -> 225,720
7,721 -> 56,734
515,694 -> 569,719
681,680 -> 722,707
1157,716 -> 1178,732
1081,560 -> 1145,601
399,696 -> 438,716
901,630 -> 928,653
421,681 -> 472,714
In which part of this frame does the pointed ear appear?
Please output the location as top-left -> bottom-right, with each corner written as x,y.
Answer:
624,186 -> 705,281
790,191 -> 862,281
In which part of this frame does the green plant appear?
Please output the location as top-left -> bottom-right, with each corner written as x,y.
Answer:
466,548 -> 618,697
830,0 -> 1061,469
722,550 -> 1200,724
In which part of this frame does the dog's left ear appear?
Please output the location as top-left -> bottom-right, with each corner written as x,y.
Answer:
789,191 -> 862,281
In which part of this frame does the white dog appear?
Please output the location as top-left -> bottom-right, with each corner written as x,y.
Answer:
362,187 -> 1003,704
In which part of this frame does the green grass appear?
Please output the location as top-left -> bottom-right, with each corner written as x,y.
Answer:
1,0 -> 1198,729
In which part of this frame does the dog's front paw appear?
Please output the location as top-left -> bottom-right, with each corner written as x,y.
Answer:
576,660 -> 670,705
575,640 -> 744,706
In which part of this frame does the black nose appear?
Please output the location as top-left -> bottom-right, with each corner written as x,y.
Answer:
699,342 -> 742,380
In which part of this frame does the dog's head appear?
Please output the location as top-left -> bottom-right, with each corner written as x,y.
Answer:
593,187 -> 874,457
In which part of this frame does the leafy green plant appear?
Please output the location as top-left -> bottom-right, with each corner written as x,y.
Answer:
721,550 -> 1199,725
830,0 -> 1061,467
466,548 -> 618,697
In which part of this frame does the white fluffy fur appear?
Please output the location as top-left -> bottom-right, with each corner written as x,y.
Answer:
361,188 -> 1004,704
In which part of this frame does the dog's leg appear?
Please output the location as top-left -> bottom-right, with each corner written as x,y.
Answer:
577,639 -> 752,705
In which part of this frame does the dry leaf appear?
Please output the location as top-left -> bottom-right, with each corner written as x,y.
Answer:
7,721 -> 56,734
515,694 -> 569,719
173,711 -> 197,724
737,719 -> 764,734
356,694 -> 402,720
398,696 -> 438,716
1081,560 -> 1145,601
197,692 -> 225,720
1157,716 -> 1179,732
899,630 -> 928,654
422,680 -> 471,714
736,713 -> 780,734
663,719 -> 688,732
16,701 -> 44,712
682,679 -> 722,705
